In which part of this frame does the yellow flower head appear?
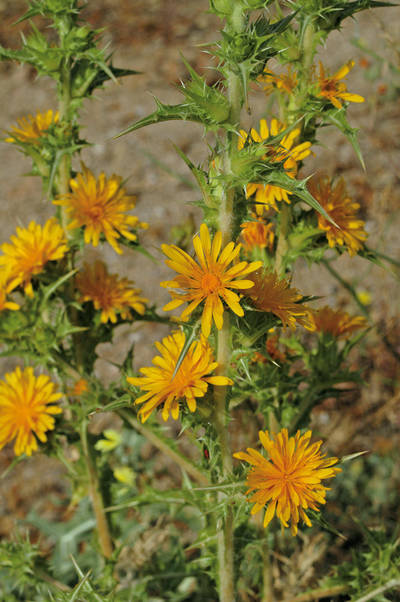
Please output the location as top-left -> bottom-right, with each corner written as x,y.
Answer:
316,60 -> 364,109
0,269 -> 20,312
259,65 -> 298,96
127,330 -> 233,423
75,261 -> 147,324
54,164 -> 148,254
0,366 -> 62,457
240,219 -> 274,252
309,306 -> 368,339
234,428 -> 341,536
0,218 -> 68,297
308,174 -> 368,256
238,119 -> 311,214
247,269 -> 314,331
5,110 -> 59,145
160,223 -> 262,338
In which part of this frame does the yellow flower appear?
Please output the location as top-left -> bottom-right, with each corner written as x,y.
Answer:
5,109 -> 59,145
54,164 -> 148,254
259,65 -> 298,96
238,119 -> 311,214
95,429 -> 122,452
0,269 -> 20,312
161,223 -> 262,338
309,306 -> 368,339
357,290 -> 371,307
234,428 -> 340,536
75,261 -> 147,323
113,466 -> 135,486
0,366 -> 62,457
127,330 -> 233,422
240,219 -> 274,251
0,219 -> 68,297
316,60 -> 364,109
308,174 -> 368,256
247,269 -> 314,330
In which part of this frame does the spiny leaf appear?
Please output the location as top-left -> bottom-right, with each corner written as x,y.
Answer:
326,110 -> 365,170
258,170 -> 339,227
341,450 -> 369,463
171,326 -> 199,380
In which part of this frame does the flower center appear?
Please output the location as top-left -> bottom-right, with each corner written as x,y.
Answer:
201,272 -> 221,294
86,204 -> 105,222
322,79 -> 339,95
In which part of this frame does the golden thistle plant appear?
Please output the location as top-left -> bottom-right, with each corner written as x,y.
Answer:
0,1 -> 399,600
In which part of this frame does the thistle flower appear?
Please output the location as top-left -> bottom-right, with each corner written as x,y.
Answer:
238,119 -> 311,214
234,428 -> 340,535
309,306 -> 368,339
54,164 -> 148,254
308,174 -> 368,256
75,261 -> 147,323
127,330 -> 233,422
247,269 -> 314,330
161,223 -> 262,338
0,219 -> 68,297
0,366 -> 62,456
5,109 -> 59,145
0,269 -> 20,312
240,219 -> 274,252
316,60 -> 364,109
259,65 -> 298,96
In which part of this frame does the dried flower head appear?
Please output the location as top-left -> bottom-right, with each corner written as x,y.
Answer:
238,119 -> 311,214
316,60 -> 364,109
5,109 -> 59,145
0,219 -> 68,297
308,174 -> 368,256
259,65 -> 298,96
54,164 -> 148,254
234,428 -> 341,535
240,219 -> 274,252
309,306 -> 368,339
76,261 -> 147,323
69,378 -> 89,397
161,223 -> 262,338
247,269 -> 314,330
0,366 -> 62,456
127,330 -> 232,422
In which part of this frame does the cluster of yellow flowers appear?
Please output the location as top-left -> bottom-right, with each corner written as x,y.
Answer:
0,110 -> 150,459
1,84 -> 368,538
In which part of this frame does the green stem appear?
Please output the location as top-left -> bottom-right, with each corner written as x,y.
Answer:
119,409 -> 210,486
214,317 -> 235,602
81,421 -> 113,559
287,584 -> 349,602
274,203 -> 290,277
57,61 -> 72,219
321,259 -> 369,318
261,537 -> 274,602
212,7 -> 246,600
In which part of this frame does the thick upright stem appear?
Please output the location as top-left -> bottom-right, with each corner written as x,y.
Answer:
261,538 -> 273,602
81,422 -> 113,559
213,6 -> 246,600
57,63 -> 72,220
274,203 -> 290,277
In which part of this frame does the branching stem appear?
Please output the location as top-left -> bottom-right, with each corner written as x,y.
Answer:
81,421 -> 113,559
